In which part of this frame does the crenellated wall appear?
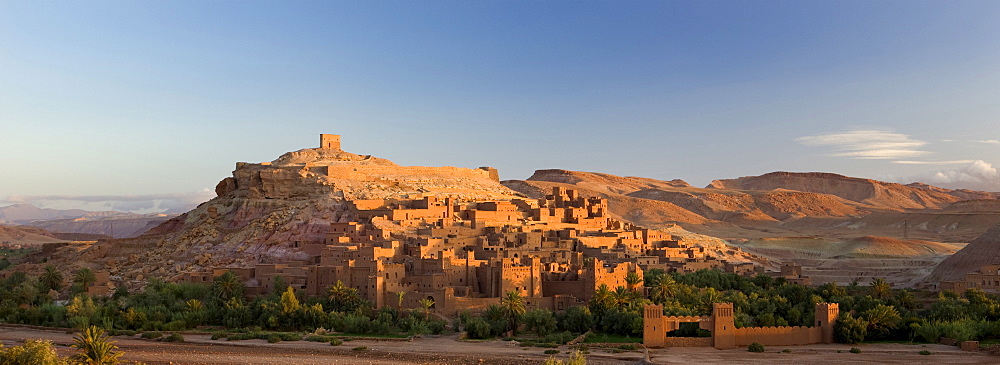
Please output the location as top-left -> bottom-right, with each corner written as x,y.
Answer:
644,302 -> 838,349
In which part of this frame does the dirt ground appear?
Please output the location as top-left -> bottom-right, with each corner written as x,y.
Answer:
2,326 -> 997,364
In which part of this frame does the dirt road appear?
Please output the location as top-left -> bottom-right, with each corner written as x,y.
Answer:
1,326 -> 995,364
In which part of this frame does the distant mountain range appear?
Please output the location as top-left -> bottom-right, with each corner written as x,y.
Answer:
0,204 -> 177,238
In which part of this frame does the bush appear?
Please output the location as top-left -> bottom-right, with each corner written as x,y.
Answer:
0,339 -> 65,364
834,314 -> 868,344
211,332 -> 229,340
617,344 -> 639,351
544,349 -> 560,355
330,338 -> 343,346
267,335 -> 281,343
919,350 -> 932,355
850,347 -> 861,353
782,349 -> 791,353
352,346 -> 368,351
748,342 -> 765,352
141,331 -> 163,340
165,333 -> 185,342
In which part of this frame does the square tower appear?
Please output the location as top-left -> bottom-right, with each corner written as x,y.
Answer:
320,134 -> 341,151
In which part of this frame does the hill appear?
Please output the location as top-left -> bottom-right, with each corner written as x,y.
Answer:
0,225 -> 67,245
923,224 -> 1000,284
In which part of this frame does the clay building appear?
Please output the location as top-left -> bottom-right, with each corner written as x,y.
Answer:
188,186 -> 760,315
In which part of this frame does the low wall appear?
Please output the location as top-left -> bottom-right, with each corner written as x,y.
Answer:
733,326 -> 821,346
664,337 -> 713,347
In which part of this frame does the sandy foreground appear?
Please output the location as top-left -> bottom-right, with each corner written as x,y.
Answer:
1,326 -> 997,364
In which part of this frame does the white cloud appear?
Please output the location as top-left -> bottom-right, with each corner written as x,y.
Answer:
893,160 -> 977,165
974,140 -> 1000,144
907,160 -> 1000,192
796,130 -> 929,160
1,190 -> 214,214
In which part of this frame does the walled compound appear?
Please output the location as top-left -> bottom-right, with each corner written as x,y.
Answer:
643,302 -> 839,349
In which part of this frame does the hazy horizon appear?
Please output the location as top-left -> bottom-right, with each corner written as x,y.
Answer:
2,1 -> 998,213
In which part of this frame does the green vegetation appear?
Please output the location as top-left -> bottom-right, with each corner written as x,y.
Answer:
748,342 -> 765,352
544,350 -> 586,365
850,347 -> 862,353
919,350 -> 932,355
72,326 -> 123,364
4,264 -> 1000,350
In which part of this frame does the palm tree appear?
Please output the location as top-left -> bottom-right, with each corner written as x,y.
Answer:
72,326 -> 122,365
74,268 -> 97,290
40,265 -> 64,292
624,271 -> 643,292
870,278 -> 892,300
589,284 -> 614,316
213,271 -> 244,300
419,297 -> 435,312
863,304 -> 901,337
651,276 -> 679,304
500,290 -> 526,334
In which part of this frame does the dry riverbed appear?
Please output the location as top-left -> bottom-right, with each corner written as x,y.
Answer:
1,326 -> 996,364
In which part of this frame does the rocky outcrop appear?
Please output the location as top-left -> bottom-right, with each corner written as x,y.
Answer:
27,214 -> 176,238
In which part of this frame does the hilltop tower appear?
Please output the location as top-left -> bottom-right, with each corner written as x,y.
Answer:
320,134 -> 341,151
815,302 -> 839,343
713,302 -> 736,349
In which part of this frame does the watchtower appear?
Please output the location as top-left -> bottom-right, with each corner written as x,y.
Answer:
320,134 -> 341,151
712,302 -> 736,349
815,302 -> 839,343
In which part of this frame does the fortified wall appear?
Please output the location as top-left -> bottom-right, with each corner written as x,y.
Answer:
644,302 -> 838,349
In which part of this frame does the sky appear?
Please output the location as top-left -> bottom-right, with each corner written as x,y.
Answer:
1,1 -> 999,213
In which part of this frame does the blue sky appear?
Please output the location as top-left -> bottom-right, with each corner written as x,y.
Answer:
1,1 -> 999,212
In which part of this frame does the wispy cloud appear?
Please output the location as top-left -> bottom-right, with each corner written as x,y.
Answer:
974,140 -> 1000,144
796,129 -> 929,160
893,160 -> 977,165
1,190 -> 214,214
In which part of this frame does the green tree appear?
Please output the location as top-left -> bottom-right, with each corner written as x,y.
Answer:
73,268 -> 96,294
862,304 -> 901,338
71,326 -> 122,365
212,271 -> 244,300
39,265 -> 64,292
280,286 -> 301,314
624,272 -> 643,292
326,280 -> 363,312
522,308 -> 558,336
870,278 -> 891,300
500,290 -> 526,334
834,313 -> 868,344
651,276 -> 680,304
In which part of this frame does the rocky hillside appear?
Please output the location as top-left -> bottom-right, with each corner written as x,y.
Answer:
923,224 -> 1000,284
0,225 -> 66,245
47,143 -> 521,281
707,172 -> 989,210
503,169 -> 867,229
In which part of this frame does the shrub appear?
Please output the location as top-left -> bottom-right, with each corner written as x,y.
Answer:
748,342 -> 765,352
141,331 -> 163,340
0,339 -> 65,365
267,334 -> 281,343
211,332 -> 229,340
834,314 -> 868,344
165,333 -> 185,343
352,346 -> 368,351
919,350 -> 932,355
850,347 -> 861,354
544,349 -> 560,355
782,349 -> 791,353
330,338 -> 343,346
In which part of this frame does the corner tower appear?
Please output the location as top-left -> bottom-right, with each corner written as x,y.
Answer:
815,302 -> 839,343
713,302 -> 736,349
320,134 -> 341,151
